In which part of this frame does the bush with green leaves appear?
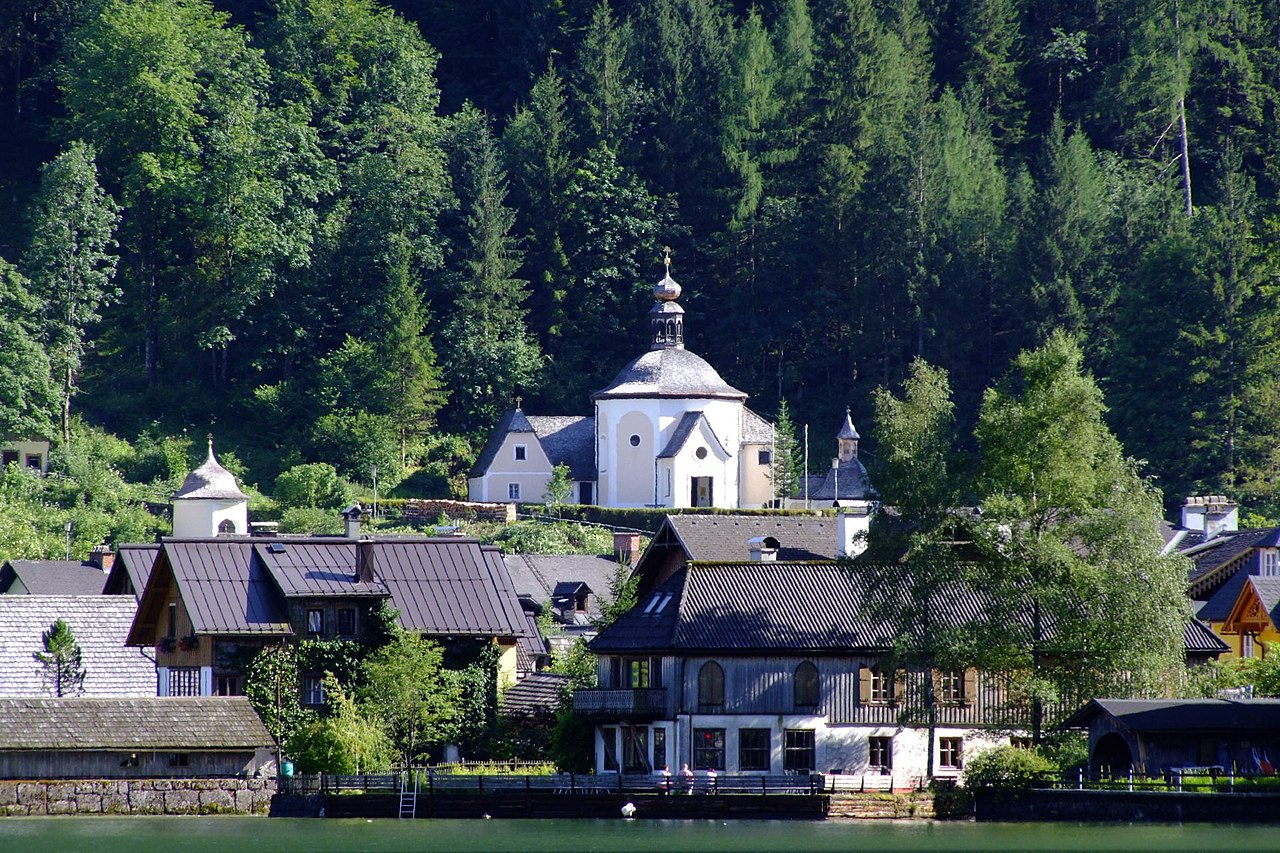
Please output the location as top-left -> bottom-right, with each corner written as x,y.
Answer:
963,744 -> 1057,789
279,506 -> 344,535
273,462 -> 353,510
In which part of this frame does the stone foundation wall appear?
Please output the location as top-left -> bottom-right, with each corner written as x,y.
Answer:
0,778 -> 276,816
828,791 -> 935,819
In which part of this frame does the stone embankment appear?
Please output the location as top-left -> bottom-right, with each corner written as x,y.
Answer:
828,791 -> 936,819
0,778 -> 276,816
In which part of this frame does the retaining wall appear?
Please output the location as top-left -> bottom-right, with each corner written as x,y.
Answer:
828,791 -> 935,819
975,788 -> 1280,823
0,778 -> 276,816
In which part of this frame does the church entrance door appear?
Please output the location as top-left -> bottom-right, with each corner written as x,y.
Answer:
691,477 -> 713,507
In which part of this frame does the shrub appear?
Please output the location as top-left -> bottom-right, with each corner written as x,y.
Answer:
279,506 -> 343,535
963,744 -> 1057,790
273,462 -> 352,510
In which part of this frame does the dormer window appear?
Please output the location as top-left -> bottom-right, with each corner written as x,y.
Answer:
1262,549 -> 1279,577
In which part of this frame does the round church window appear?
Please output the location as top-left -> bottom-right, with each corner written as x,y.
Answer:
695,447 -> 708,459
629,434 -> 641,447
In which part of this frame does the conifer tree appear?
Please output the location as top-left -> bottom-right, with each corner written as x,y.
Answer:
33,618 -> 86,697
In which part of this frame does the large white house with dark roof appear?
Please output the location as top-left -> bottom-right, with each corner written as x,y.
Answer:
468,262 -> 776,509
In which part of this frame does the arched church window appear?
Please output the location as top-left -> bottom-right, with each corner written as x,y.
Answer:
699,661 -> 724,709
794,661 -> 819,708
218,519 -> 236,535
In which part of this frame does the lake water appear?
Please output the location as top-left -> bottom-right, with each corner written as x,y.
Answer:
0,817 -> 1277,853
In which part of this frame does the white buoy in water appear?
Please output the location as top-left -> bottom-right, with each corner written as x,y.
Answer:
620,802 -> 637,819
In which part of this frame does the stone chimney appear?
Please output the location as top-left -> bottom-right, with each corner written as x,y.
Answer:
356,539 -> 376,584
342,504 -> 364,539
613,531 -> 641,564
836,503 -> 873,558
748,536 -> 778,562
89,545 -> 114,573
1181,496 -> 1238,539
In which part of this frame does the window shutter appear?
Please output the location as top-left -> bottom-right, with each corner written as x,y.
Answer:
964,668 -> 978,706
859,667 -> 872,704
894,668 -> 907,704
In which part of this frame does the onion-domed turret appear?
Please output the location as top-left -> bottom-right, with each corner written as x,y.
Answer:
172,437 -> 249,537
649,249 -> 685,350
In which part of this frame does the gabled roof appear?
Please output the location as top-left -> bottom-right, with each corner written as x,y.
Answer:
1222,575 -> 1280,635
0,560 -> 106,595
0,697 -> 273,750
468,408 -> 538,478
658,514 -> 838,563
592,561 -> 993,655
103,544 -> 161,599
375,541 -> 528,636
1184,528 -> 1273,597
527,415 -> 595,481
255,542 -> 388,597
657,411 -> 730,459
740,408 -> 774,444
1198,565 -> 1261,623
1062,698 -> 1280,733
0,596 -> 154,697
502,554 -> 621,610
1183,618 -> 1230,654
500,672 -> 568,717
592,347 -> 747,401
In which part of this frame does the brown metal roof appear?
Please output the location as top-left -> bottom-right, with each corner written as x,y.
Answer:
378,541 -> 527,636
104,544 -> 160,599
0,697 -> 273,750
255,542 -> 389,597
167,541 -> 292,636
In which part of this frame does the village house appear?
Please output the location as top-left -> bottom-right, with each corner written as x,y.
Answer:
123,445 -> 534,702
468,260 -> 776,510
0,437 -> 50,474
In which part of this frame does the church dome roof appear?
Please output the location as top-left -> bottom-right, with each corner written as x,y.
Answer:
174,442 -> 249,501
592,347 -> 747,401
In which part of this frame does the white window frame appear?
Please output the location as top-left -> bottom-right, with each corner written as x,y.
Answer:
304,676 -> 326,706
939,737 -> 963,770
508,482 -> 521,501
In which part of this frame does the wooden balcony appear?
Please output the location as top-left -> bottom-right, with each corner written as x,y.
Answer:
573,688 -> 667,720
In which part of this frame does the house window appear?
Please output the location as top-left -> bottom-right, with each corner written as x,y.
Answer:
169,753 -> 190,768
938,670 -> 963,703
758,449 -> 772,465
665,469 -> 671,497
695,447 -> 708,460
939,737 -> 963,770
304,676 -> 326,706
739,728 -> 771,771
514,445 -> 527,461
794,661 -> 820,708
602,727 -> 619,772
693,728 -> 726,771
307,609 -> 324,635
579,482 -> 593,504
168,667 -> 200,696
698,661 -> 724,709
653,727 -> 667,773
218,519 -> 236,534
0,451 -> 16,467
1263,550 -> 1280,577
338,608 -> 356,636
1243,633 -> 1257,658
508,483 -> 521,500
783,729 -> 815,773
25,454 -> 41,470
868,736 -> 892,772
215,675 -> 240,696
167,602 -> 178,639
623,726 -> 650,773
872,670 -> 890,702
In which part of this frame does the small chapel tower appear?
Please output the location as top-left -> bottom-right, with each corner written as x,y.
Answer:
172,438 -> 249,537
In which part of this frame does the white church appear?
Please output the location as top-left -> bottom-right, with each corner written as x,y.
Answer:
469,261 -> 871,511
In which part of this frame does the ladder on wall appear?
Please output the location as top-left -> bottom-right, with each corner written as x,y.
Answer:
398,769 -> 417,820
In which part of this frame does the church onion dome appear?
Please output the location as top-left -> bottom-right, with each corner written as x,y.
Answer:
592,347 -> 747,401
174,440 -> 249,501
653,268 -> 682,302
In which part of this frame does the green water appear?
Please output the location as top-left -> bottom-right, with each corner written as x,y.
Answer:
0,818 -> 1277,853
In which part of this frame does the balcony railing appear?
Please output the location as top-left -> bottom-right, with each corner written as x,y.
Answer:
573,688 -> 667,718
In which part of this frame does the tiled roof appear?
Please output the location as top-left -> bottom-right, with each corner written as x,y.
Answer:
0,697 -> 273,749
1063,698 -> 1280,733
1184,528 -> 1272,592
528,415 -> 595,481
803,458 -> 875,501
664,515 -> 838,562
591,561 -> 996,655
516,611 -> 549,672
1183,618 -> 1230,654
174,446 -> 248,500
500,672 -> 568,717
468,408 -> 537,478
1247,576 -> 1280,623
0,561 -> 107,595
741,408 -> 774,444
657,411 -> 729,459
592,347 -> 747,401
502,554 -> 621,609
0,596 -> 154,697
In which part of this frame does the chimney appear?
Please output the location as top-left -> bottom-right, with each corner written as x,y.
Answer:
356,539 -> 376,584
613,531 -> 641,564
90,545 -> 114,573
1181,495 -> 1239,538
747,536 -> 778,562
342,504 -> 364,539
836,503 -> 872,558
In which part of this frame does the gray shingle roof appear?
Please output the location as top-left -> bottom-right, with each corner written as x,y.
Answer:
1063,698 -> 1280,733
1183,618 -> 1230,654
468,408 -> 538,478
741,408 -> 774,444
528,415 -> 596,481
503,553 -> 621,612
657,411 -> 729,459
0,596 -> 155,697
1246,576 -> 1280,623
592,347 -> 747,401
1184,528 -> 1272,593
173,446 -> 248,501
1198,568 -> 1255,623
803,458 -> 875,501
663,515 -> 839,563
0,561 -> 107,595
0,697 -> 273,749
500,672 -> 568,717
591,561 -> 992,655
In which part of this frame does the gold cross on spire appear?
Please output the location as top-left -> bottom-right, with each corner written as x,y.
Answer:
663,246 -> 672,272
515,395 -> 523,411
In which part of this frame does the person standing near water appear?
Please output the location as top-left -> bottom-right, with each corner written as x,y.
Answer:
681,763 -> 694,793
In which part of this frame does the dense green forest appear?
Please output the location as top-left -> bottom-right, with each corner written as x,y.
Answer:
1,0 -> 1278,517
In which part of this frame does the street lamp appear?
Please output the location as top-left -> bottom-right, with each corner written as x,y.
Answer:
372,465 -> 378,520
64,520 -> 73,561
